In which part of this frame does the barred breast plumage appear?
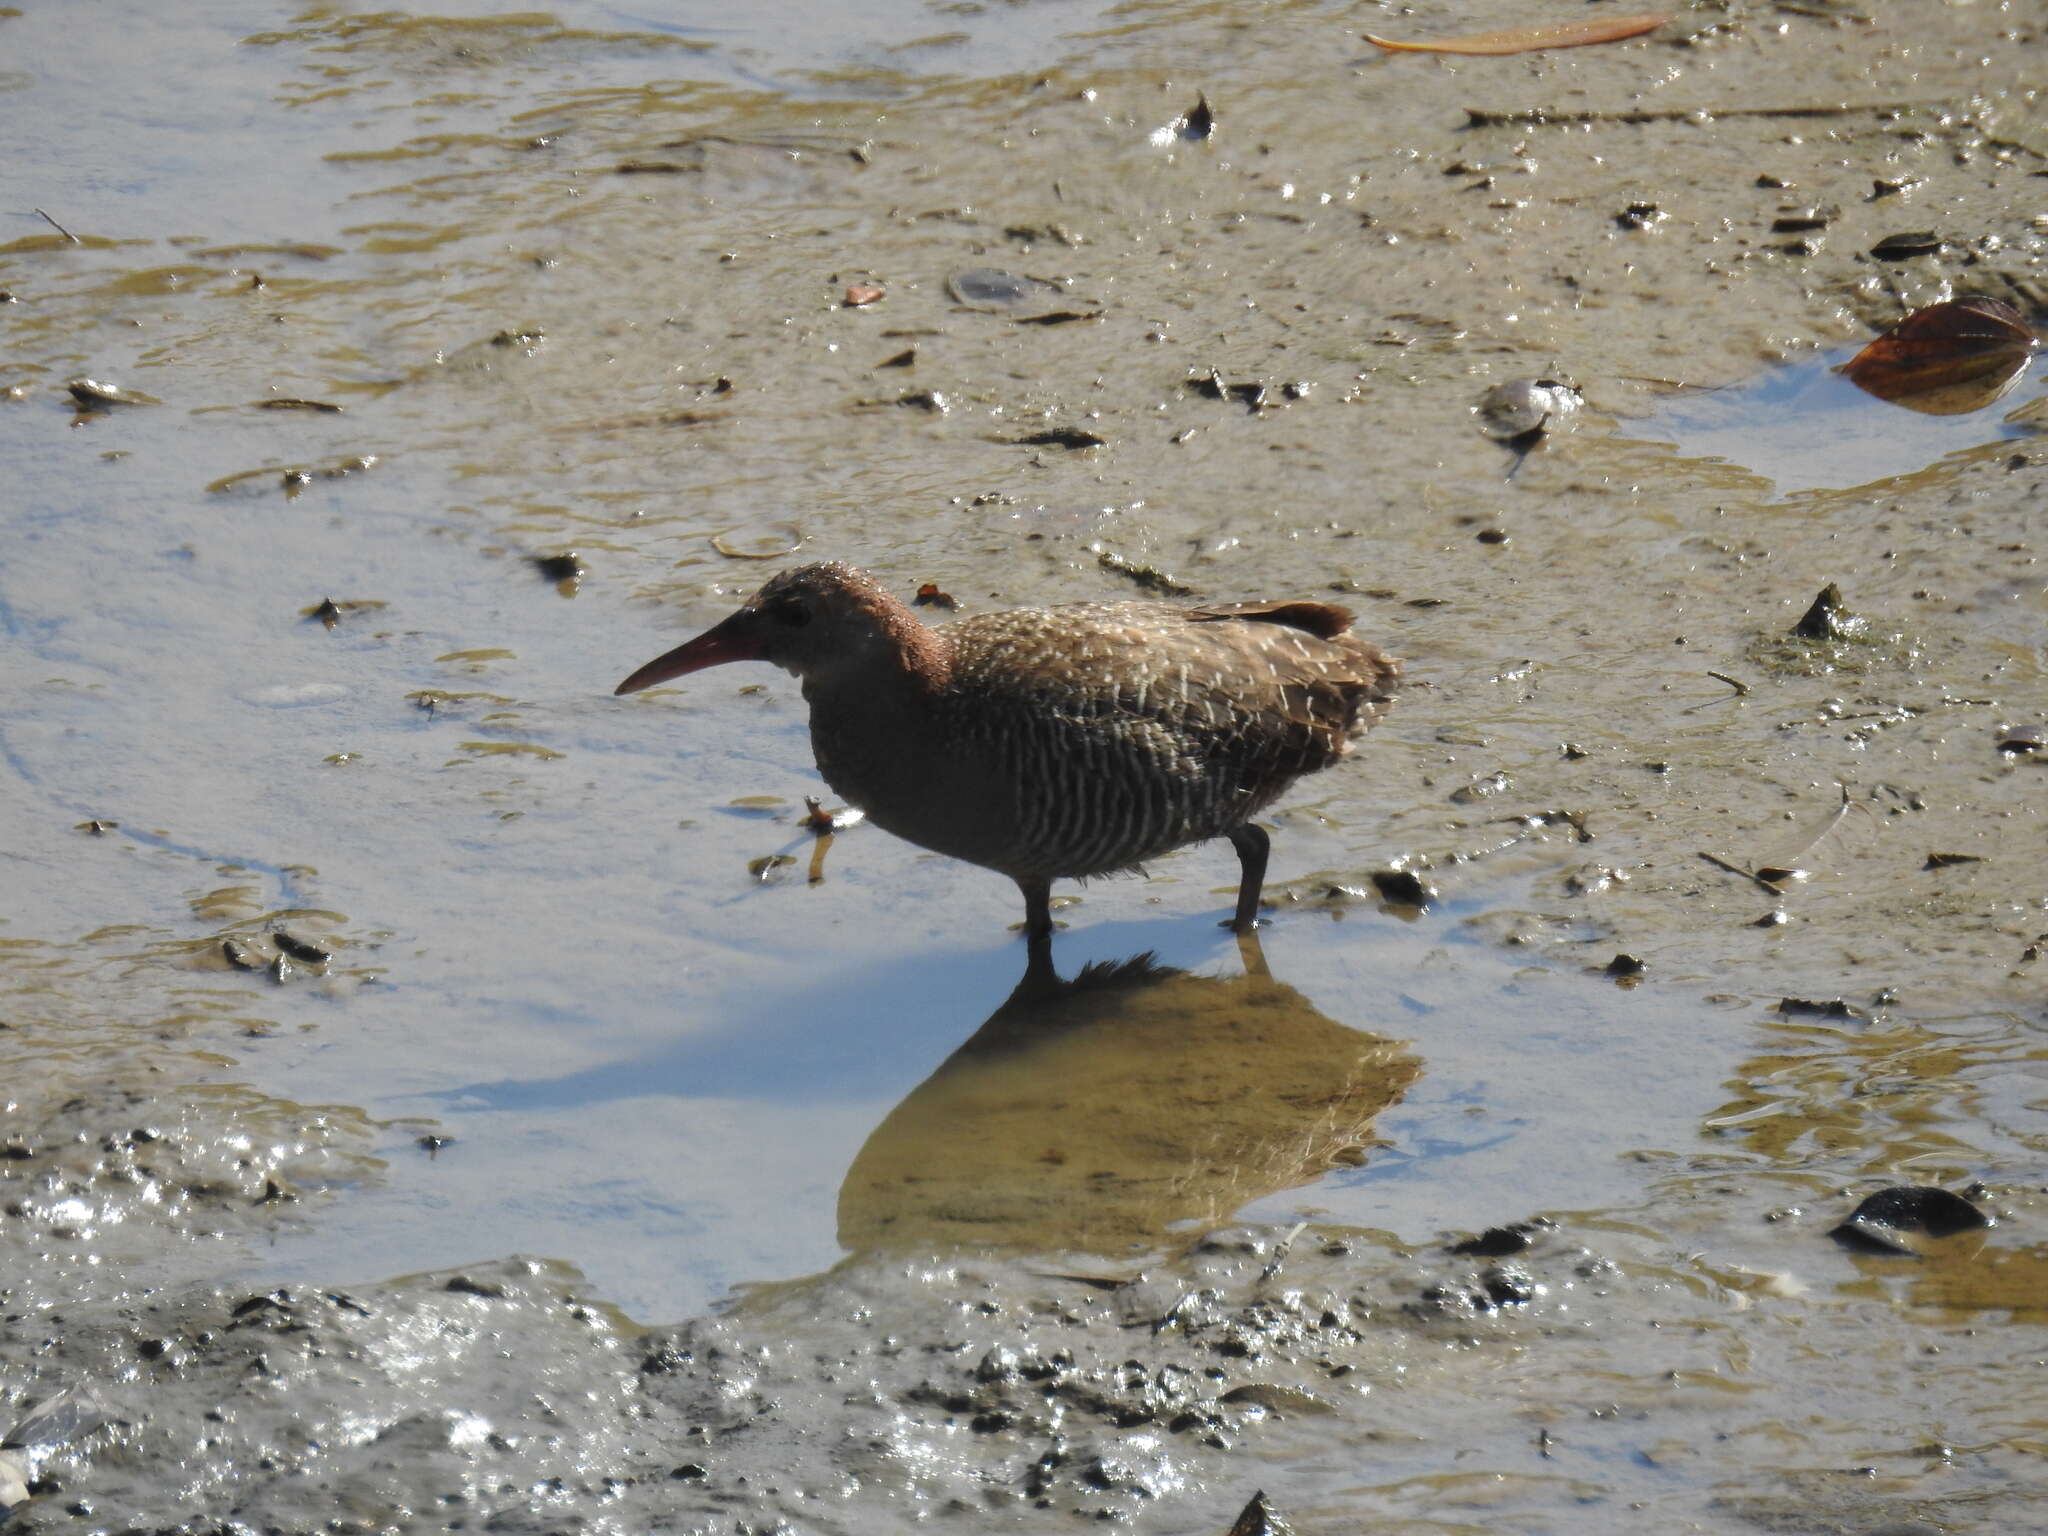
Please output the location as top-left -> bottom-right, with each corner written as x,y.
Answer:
616,563 -> 1400,962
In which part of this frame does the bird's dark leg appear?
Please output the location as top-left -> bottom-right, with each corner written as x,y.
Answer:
1226,822 -> 1270,932
1016,874 -> 1056,979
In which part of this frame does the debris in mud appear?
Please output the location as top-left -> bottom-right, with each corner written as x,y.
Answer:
1563,863 -> 1628,896
1185,369 -> 1313,413
1830,1186 -> 1991,1256
747,853 -> 796,883
531,552 -> 585,587
248,397 -> 343,413
1224,1490 -> 1293,1535
272,930 -> 331,965
912,581 -> 957,609
1793,583 -> 1861,638
1369,866 -> 1437,907
1838,296 -> 2036,414
1446,1218 -> 1555,1258
1996,725 -> 2043,755
222,938 -> 266,971
65,377 -> 159,410
301,597 -> 385,629
1020,307 -> 1106,326
711,523 -> 802,560
1153,93 -> 1214,147
1475,376 -> 1581,442
1364,12 -> 1668,54
1091,547 -> 1188,593
208,454 -> 378,499
1763,586 -> 1921,678
878,388 -> 949,412
1868,231 -> 1945,260
1417,1262 -> 1545,1316
1776,996 -> 1868,1021
1615,200 -> 1666,231
843,283 -> 884,307
1013,426 -> 1106,449
33,206 -> 82,244
1603,952 -> 1647,980
73,819 -> 117,835
1770,206 -> 1836,234
1450,770 -> 1512,803
877,346 -> 916,368
218,930 -> 333,982
1923,851 -> 1984,869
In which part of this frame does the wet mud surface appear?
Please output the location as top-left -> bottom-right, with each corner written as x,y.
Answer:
3,0 -> 2045,1530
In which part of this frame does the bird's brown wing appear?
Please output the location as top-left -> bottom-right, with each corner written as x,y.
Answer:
1187,600 -> 1356,640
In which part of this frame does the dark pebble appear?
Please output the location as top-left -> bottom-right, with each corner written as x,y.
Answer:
1831,1186 -> 1990,1254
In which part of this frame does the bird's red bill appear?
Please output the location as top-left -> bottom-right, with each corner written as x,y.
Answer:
614,616 -> 757,695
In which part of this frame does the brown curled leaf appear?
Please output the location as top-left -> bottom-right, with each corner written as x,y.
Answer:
1364,12 -> 1670,54
1838,297 -> 2038,414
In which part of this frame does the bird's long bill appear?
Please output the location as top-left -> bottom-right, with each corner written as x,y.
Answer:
613,611 -> 760,695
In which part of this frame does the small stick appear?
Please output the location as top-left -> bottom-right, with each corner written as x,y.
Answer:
1697,850 -> 1781,894
1465,100 -> 1940,129
34,208 -> 80,244
1706,670 -> 1750,696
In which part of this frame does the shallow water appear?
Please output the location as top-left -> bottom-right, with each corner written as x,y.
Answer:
4,1 -> 2046,1530
1630,346 -> 2046,496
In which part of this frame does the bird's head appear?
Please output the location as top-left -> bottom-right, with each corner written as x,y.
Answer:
614,562 -> 921,695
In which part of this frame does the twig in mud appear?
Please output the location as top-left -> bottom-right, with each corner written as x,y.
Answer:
1699,786 -> 1859,894
34,208 -> 80,244
1706,670 -> 1750,697
1698,850 -> 1782,894
1257,1220 -> 1310,1284
1464,100 -> 1942,129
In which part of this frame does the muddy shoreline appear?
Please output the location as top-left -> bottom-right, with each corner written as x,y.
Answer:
3,0 -> 2045,1530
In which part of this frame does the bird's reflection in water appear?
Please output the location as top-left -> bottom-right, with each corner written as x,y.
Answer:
837,933 -> 1420,1257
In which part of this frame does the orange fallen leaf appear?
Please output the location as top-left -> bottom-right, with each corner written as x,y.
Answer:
1838,296 -> 2038,414
1364,11 -> 1670,55
844,283 -> 885,307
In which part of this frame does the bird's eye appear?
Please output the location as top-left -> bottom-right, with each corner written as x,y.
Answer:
768,599 -> 811,628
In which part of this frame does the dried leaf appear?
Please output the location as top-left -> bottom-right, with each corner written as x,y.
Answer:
1364,11 -> 1669,55
1838,297 -> 2038,414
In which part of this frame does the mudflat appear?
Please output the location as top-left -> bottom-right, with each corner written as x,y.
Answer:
1,2 -> 2042,1531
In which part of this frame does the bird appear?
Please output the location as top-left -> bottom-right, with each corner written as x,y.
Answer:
615,563 -> 1401,961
